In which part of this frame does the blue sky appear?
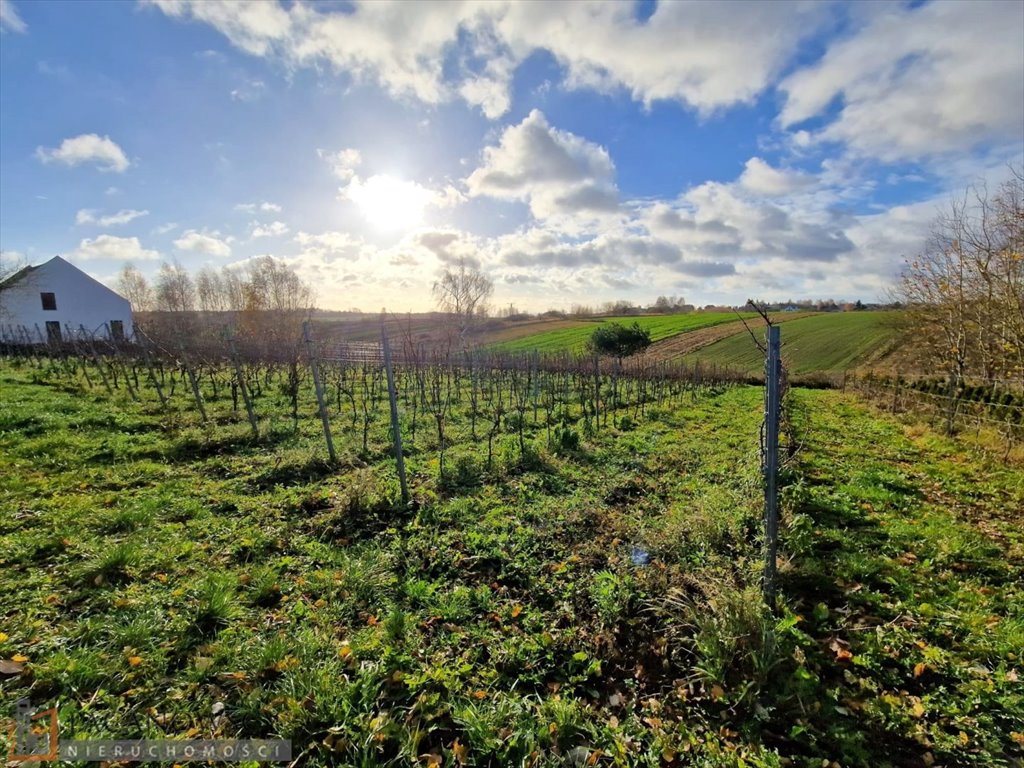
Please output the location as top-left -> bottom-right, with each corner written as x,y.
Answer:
1,0 -> 1021,311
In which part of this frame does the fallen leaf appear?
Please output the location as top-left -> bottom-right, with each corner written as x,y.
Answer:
0,632 -> 8,642
0,660 -> 25,675
452,739 -> 468,766
11,653 -> 29,663
710,684 -> 725,700
472,690 -> 487,700
128,656 -> 143,667
914,662 -> 927,678
511,605 -> 522,619
829,639 -> 853,662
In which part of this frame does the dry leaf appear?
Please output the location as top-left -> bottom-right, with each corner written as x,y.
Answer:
913,662 -> 927,678
129,656 -> 143,667
0,659 -> 25,675
452,739 -> 468,766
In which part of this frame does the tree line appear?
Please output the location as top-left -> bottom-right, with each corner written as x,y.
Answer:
894,167 -> 1023,386
117,257 -> 314,315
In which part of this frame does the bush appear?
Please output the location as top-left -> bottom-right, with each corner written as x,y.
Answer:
587,322 -> 652,359
550,424 -> 581,454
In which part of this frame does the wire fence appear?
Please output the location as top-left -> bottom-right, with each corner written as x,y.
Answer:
846,371 -> 1024,447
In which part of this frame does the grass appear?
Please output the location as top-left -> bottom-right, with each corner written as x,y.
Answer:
684,311 -> 901,374
490,312 -> 755,354
0,361 -> 1021,767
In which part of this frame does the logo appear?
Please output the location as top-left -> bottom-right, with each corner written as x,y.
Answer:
6,698 -> 59,762
4,698 -> 291,763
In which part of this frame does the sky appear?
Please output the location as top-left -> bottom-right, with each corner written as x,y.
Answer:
1,0 -> 1022,312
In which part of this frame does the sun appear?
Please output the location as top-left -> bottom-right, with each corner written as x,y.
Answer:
347,174 -> 432,232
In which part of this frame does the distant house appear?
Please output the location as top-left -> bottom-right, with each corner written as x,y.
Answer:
0,256 -> 133,343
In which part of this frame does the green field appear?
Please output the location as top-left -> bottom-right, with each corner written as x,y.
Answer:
1,361 -> 1021,767
491,312 -> 754,353
684,311 -> 900,374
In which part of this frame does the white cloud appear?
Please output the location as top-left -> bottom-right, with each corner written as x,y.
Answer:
739,157 -> 815,196
153,222 -> 178,235
0,0 -> 27,33
318,147 -> 362,182
71,235 -> 159,261
230,79 -> 266,101
780,0 -> 1024,161
35,133 -> 130,173
173,229 -> 232,257
76,208 -> 149,227
235,201 -> 282,213
250,220 -> 289,238
294,230 -> 366,261
466,109 -> 619,225
148,0 -> 827,119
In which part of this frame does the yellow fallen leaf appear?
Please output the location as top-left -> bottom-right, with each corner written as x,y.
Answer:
911,701 -> 925,718
511,605 -> 522,618
452,739 -> 468,766
0,632 -> 8,642
128,656 -> 143,667
710,684 -> 725,701
11,654 -> 29,663
913,662 -> 927,678
472,689 -> 487,700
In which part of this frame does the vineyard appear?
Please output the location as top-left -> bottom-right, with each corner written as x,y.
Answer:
1,322 -> 1022,767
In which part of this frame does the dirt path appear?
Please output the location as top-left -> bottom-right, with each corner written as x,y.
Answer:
645,312 -> 817,361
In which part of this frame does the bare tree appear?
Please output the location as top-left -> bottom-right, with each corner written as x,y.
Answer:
432,257 -> 493,341
221,266 -> 247,311
893,166 -> 1024,390
154,261 -> 196,312
117,263 -> 154,312
243,256 -> 314,312
196,267 -> 228,313
0,251 -> 30,322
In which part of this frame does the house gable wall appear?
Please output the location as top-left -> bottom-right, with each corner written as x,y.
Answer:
1,257 -> 134,340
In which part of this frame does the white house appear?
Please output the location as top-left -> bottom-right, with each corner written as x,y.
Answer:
0,256 -> 134,343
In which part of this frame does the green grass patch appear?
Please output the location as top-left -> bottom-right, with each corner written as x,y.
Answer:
0,362 -> 1020,767
491,312 -> 754,353
685,311 -> 900,374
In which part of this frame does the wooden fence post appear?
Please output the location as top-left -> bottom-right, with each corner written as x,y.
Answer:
303,320 -> 337,463
178,343 -> 209,424
226,327 -> 259,438
381,324 -> 409,505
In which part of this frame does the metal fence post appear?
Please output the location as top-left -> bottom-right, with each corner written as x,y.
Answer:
303,320 -> 337,463
381,326 -> 410,505
763,325 -> 781,605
